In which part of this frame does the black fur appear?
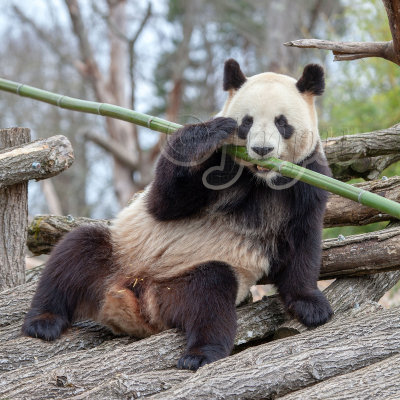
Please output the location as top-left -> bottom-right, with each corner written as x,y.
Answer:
22,225 -> 113,340
157,262 -> 238,370
147,117 -> 238,220
223,59 -> 246,91
238,115 -> 253,139
296,64 -> 325,96
275,114 -> 295,139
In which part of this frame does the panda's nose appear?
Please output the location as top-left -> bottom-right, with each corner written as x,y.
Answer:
251,146 -> 274,157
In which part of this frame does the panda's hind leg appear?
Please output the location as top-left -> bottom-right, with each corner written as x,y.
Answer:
22,225 -> 114,341
158,262 -> 238,371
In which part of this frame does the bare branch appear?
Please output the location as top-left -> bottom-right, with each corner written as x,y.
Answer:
11,5 -> 84,72
284,39 -> 399,65
130,2 -> 152,46
83,131 -> 138,171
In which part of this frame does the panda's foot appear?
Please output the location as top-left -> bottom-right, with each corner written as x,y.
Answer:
289,290 -> 333,328
22,311 -> 69,341
177,345 -> 227,371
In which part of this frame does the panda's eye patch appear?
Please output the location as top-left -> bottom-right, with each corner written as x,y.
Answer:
275,115 -> 294,139
238,115 -> 253,139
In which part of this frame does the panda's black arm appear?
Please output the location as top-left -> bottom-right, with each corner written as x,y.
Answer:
269,159 -> 333,328
146,117 -> 238,221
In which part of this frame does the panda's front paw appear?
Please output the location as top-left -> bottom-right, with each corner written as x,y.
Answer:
177,354 -> 210,371
208,117 -> 238,137
288,290 -> 333,328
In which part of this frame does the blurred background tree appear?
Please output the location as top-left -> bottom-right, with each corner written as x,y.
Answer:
0,0 -> 398,226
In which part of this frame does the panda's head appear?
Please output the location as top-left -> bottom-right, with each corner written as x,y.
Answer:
219,59 -> 325,181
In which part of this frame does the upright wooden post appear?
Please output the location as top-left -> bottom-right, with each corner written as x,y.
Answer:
0,127 -> 30,290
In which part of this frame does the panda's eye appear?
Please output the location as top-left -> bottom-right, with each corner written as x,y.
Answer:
238,115 -> 253,139
275,115 -> 294,139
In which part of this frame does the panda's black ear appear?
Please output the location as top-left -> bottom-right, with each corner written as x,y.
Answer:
296,64 -> 325,96
223,59 -> 246,91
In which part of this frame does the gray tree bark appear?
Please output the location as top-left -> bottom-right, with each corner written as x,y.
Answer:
279,352 -> 400,400
322,123 -> 400,180
147,306 -> 400,400
0,127 -> 30,290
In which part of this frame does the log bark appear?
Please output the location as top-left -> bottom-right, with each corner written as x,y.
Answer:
322,123 -> 400,180
324,176 -> 400,227
0,135 -> 74,187
320,226 -> 400,279
279,352 -> 400,400
26,215 -> 400,279
0,127 -> 30,290
0,302 -> 392,399
147,306 -> 400,400
1,268 -> 398,375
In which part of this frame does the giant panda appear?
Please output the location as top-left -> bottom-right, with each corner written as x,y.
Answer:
22,59 -> 333,371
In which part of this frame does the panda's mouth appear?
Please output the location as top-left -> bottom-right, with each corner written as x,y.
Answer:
255,165 -> 270,173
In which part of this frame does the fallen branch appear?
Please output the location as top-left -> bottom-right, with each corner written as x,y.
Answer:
0,135 -> 74,187
26,215 -> 400,279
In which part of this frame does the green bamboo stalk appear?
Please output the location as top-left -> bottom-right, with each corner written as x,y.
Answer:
1,77 -> 400,219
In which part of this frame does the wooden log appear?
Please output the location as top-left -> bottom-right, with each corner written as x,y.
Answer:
321,226 -> 400,279
1,267 -> 398,375
69,370 -> 193,400
323,123 -> 400,163
26,215 -> 400,279
147,306 -> 400,400
320,123 -> 400,181
0,127 -> 30,290
324,176 -> 400,227
27,215 -> 111,256
279,352 -> 400,400
1,305 -> 397,399
0,134 -> 74,187
329,153 -> 400,181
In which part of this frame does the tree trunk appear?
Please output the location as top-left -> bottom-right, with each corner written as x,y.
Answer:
0,127 -> 30,290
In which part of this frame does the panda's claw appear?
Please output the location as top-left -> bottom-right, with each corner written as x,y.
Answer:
177,354 -> 209,371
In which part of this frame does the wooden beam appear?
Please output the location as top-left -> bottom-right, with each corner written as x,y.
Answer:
0,135 -> 74,187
